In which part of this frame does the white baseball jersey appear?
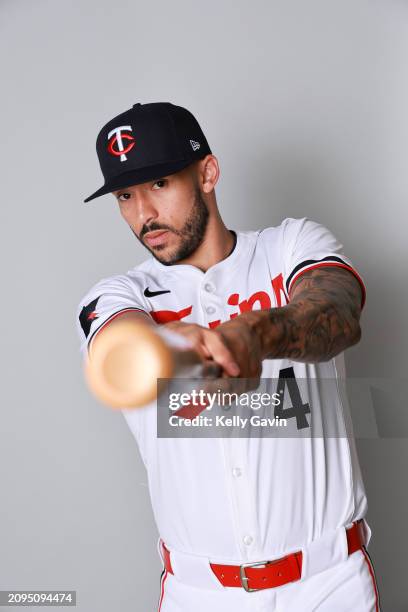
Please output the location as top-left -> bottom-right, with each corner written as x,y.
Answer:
76,216 -> 370,582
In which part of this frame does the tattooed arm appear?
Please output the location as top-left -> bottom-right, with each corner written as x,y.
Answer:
165,267 -> 364,377
248,266 -> 363,363
215,266 -> 364,370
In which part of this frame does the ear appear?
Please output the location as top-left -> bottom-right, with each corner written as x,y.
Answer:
198,154 -> 220,194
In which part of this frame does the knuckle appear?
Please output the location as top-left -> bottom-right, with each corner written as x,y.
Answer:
205,330 -> 230,353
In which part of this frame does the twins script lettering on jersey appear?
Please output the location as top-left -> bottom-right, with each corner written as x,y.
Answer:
150,273 -> 288,327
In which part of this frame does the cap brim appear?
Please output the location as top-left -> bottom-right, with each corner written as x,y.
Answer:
83,159 -> 195,203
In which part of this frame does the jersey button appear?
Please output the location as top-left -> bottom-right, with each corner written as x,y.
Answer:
206,306 -> 216,314
204,283 -> 215,293
243,535 -> 253,546
232,467 -> 242,477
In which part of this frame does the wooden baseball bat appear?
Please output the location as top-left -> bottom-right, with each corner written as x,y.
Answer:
83,318 -> 222,409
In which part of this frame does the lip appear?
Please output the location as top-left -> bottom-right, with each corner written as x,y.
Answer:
144,230 -> 170,247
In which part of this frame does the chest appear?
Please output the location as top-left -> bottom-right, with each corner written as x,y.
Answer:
144,252 -> 289,328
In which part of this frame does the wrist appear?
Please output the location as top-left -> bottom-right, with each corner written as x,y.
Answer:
241,308 -> 279,356
243,305 -> 299,358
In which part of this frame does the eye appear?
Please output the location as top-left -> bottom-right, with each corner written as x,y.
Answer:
117,192 -> 131,202
152,179 -> 167,190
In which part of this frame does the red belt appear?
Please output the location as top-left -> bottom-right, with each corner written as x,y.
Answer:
160,520 -> 365,592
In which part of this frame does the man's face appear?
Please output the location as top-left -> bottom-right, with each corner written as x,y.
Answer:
113,163 -> 209,265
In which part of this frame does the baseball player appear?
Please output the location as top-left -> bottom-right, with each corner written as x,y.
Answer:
76,102 -> 381,611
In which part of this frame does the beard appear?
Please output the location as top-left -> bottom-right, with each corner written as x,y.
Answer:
131,187 -> 210,265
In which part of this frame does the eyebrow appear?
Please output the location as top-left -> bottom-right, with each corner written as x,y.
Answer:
114,177 -> 169,196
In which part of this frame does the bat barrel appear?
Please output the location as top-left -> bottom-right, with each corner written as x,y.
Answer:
84,319 -> 219,409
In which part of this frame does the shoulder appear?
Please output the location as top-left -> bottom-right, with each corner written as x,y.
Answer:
257,216 -> 309,245
258,217 -> 334,246
76,258 -> 156,350
77,257 -> 156,307
258,217 -> 308,235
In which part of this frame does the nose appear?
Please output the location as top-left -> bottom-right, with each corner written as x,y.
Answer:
131,193 -> 159,229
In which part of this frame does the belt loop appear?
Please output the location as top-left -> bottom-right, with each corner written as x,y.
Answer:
359,518 -> 372,548
300,524 -> 348,581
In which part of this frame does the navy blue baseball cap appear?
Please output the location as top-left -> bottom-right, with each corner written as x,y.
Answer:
84,102 -> 212,203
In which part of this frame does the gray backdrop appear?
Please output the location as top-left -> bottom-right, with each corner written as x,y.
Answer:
1,0 -> 407,610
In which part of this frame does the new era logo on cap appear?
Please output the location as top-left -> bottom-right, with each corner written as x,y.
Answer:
190,139 -> 200,151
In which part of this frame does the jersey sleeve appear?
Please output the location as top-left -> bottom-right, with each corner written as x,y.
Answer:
282,217 -> 367,309
76,274 -> 151,355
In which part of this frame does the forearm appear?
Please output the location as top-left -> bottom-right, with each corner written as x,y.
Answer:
245,300 -> 361,363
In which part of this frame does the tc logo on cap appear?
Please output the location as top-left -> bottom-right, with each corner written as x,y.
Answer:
107,125 -> 135,161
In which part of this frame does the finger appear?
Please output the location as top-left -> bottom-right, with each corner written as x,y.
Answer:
201,330 -> 240,377
201,360 -> 223,378
200,343 -> 212,359
179,332 -> 211,361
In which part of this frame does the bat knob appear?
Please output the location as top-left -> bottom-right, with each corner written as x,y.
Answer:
84,318 -> 175,409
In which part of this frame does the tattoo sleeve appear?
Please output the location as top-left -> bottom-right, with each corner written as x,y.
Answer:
248,267 -> 364,363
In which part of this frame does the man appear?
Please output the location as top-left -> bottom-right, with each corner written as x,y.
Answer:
76,102 -> 380,611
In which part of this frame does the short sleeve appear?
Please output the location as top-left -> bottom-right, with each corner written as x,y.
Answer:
76,274 -> 151,355
282,217 -> 366,309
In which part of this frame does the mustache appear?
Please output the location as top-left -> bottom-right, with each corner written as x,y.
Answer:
140,223 -> 175,238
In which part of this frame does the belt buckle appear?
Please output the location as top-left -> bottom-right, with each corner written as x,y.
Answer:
239,559 -> 270,592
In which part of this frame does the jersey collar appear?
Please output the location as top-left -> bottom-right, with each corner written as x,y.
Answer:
151,229 -> 244,275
